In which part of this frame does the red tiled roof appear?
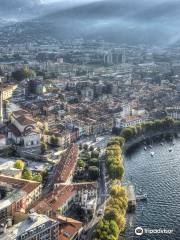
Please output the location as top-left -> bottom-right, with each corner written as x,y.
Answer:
58,216 -> 82,240
0,175 -> 41,194
54,144 -> 79,184
33,182 -> 97,215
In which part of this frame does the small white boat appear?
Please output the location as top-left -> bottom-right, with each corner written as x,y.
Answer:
151,152 -> 155,157
169,148 -> 173,152
144,146 -> 147,151
136,194 -> 148,201
149,145 -> 153,149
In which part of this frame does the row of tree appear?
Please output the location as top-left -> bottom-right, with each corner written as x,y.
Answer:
74,145 -> 100,181
93,185 -> 128,240
106,137 -> 125,180
93,137 -> 128,240
121,117 -> 180,141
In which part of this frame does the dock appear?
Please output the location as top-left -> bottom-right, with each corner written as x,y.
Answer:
127,185 -> 136,212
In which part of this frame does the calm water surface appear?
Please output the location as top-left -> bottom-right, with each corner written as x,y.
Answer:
123,139 -> 180,240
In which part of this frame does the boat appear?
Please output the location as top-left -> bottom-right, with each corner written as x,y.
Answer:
169,148 -> 173,152
149,145 -> 153,149
136,194 -> 148,201
151,152 -> 155,157
160,142 -> 164,146
144,146 -> 147,151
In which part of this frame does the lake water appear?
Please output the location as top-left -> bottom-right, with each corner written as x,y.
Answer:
123,138 -> 180,240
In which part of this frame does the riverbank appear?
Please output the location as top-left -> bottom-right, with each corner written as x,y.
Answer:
119,118 -> 180,152
123,128 -> 179,152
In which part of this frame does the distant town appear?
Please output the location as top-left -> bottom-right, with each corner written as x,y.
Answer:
0,35 -> 180,240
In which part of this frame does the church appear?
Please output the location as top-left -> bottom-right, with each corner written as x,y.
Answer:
8,110 -> 41,149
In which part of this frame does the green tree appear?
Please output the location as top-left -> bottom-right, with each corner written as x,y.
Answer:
108,137 -> 125,147
89,158 -> 99,167
109,164 -> 124,180
84,152 -> 91,159
121,127 -> 134,141
23,169 -> 32,180
105,208 -> 126,232
33,174 -> 43,182
93,220 -> 119,240
41,142 -> 47,154
77,159 -> 86,168
14,160 -> 25,170
50,136 -> 59,146
89,166 -> 99,180
83,144 -> 88,151
91,150 -> 99,158
12,67 -> 36,81
89,145 -> 94,152
79,143 -> 83,150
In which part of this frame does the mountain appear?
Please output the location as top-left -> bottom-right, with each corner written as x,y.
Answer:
1,0 -> 180,45
36,0 -> 180,44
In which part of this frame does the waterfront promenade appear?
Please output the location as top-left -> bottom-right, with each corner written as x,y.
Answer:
123,126 -> 180,152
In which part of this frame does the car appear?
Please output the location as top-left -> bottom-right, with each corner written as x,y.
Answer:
97,209 -> 103,216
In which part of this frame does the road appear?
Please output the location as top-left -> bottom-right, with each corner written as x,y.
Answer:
82,148 -> 111,240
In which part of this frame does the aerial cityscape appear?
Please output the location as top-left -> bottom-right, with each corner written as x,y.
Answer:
0,0 -> 180,240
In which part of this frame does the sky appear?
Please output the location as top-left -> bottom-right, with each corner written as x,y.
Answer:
42,0 -> 102,4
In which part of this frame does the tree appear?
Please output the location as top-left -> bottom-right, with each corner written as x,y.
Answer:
89,158 -> 99,167
110,185 -> 127,199
163,117 -> 175,128
89,145 -> 94,152
14,160 -> 25,170
41,142 -> 47,154
23,169 -> 32,180
109,164 -> 124,180
12,67 -> 36,81
104,209 -> 126,232
79,143 -> 83,150
108,137 -> 125,147
77,159 -> 86,168
50,136 -> 59,146
83,144 -> 88,151
84,152 -> 91,159
33,174 -> 43,182
121,127 -> 134,141
91,150 -> 99,158
89,166 -> 99,180
93,220 -> 119,240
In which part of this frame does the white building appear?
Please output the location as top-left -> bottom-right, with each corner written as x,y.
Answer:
115,115 -> 148,129
8,110 -> 41,149
0,213 -> 59,240
0,134 -> 6,149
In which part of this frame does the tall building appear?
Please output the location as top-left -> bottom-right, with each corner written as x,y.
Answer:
104,50 -> 123,65
122,48 -> 126,64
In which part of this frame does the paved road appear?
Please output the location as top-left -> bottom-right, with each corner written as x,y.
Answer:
82,151 -> 109,240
